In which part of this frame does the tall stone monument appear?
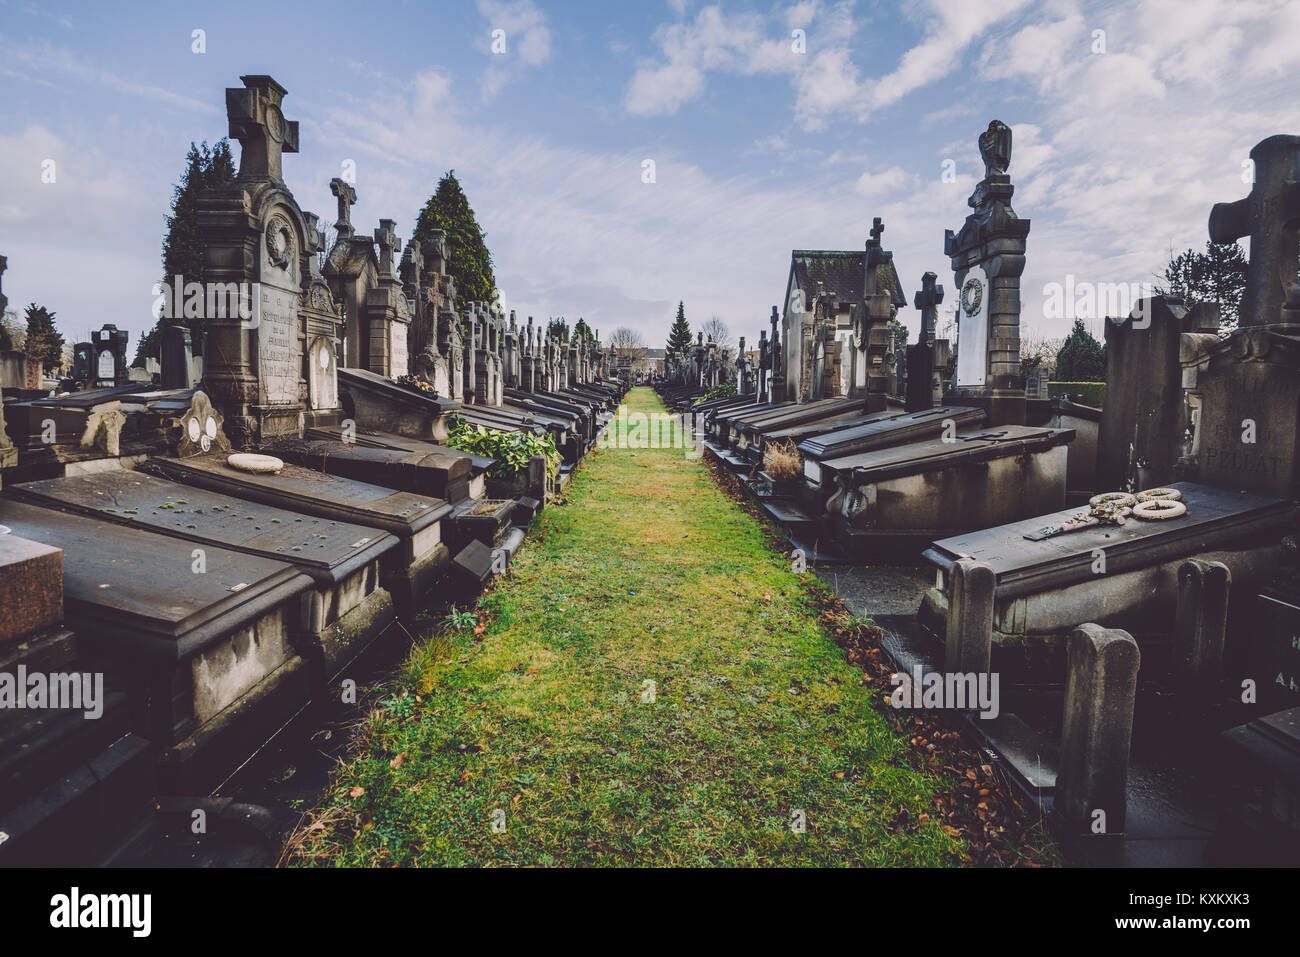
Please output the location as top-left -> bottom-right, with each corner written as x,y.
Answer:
198,75 -> 309,445
944,120 -> 1031,426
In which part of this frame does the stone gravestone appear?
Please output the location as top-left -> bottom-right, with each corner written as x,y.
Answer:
1181,133 -> 1300,499
91,324 -> 129,389
906,271 -> 945,412
198,74 -> 307,446
852,218 -> 906,410
160,325 -> 195,390
300,210 -> 342,427
945,120 -> 1031,426
1099,297 -> 1213,492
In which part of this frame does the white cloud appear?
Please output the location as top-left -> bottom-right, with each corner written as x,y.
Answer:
476,0 -> 553,101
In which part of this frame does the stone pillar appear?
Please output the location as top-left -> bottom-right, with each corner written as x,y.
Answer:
1056,623 -> 1140,834
944,558 -> 995,674
1174,559 -> 1230,696
944,121 -> 1030,426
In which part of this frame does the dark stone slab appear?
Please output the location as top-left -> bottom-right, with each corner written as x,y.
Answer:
7,471 -> 396,587
798,405 -> 984,460
273,436 -> 472,503
138,452 -> 449,536
826,424 -> 1073,486
923,482 -> 1293,599
0,532 -> 62,644
0,499 -> 311,658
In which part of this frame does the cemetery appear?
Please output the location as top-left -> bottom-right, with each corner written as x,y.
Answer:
0,41 -> 1296,878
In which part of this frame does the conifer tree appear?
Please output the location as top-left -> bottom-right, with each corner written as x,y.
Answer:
412,171 -> 497,308
666,301 -> 692,358
1053,318 -> 1106,382
23,302 -> 64,373
136,139 -> 236,365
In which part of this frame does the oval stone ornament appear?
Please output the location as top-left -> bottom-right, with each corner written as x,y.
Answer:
227,452 -> 285,474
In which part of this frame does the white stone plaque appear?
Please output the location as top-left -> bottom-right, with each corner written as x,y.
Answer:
257,283 -> 300,404
955,266 -> 989,388
390,322 -> 410,378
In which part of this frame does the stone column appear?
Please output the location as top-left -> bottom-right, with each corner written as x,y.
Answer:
1056,623 -> 1140,834
944,120 -> 1030,426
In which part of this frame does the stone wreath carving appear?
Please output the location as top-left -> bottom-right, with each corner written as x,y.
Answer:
265,216 -> 295,269
961,277 -> 983,316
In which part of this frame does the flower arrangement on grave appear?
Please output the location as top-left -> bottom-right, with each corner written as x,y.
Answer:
395,374 -> 437,397
1026,488 -> 1186,540
446,415 -> 561,481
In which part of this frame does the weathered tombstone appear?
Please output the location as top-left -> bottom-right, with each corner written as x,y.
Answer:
199,74 -> 307,445
364,218 -> 410,379
300,210 -> 343,428
945,121 -> 1030,426
1174,559 -> 1231,695
906,271 -> 945,412
160,324 -> 195,390
90,324 -> 129,389
1098,296 -> 1208,491
1180,133 -> 1300,499
1208,134 -> 1300,328
1055,623 -> 1140,834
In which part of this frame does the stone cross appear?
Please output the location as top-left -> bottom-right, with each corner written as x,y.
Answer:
1208,134 -> 1300,326
400,237 -> 424,289
868,217 -> 884,255
330,178 -> 357,240
914,271 -> 944,347
374,220 -> 400,277
226,75 -> 299,184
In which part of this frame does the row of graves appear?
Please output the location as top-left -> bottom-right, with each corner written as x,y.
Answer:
682,122 -> 1300,864
0,74 -> 627,866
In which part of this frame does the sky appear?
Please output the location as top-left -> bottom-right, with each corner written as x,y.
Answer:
1,0 -> 1298,355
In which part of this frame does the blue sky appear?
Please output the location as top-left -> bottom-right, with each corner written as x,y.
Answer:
2,0 -> 1298,354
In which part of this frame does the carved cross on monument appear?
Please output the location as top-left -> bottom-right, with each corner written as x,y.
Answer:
1208,134 -> 1300,326
914,271 -> 944,347
868,216 -> 884,252
330,178 -> 357,240
226,75 -> 299,184
400,238 -> 424,290
374,219 -> 400,277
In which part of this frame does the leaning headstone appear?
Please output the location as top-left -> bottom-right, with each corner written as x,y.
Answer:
945,120 -> 1030,425
1056,623 -> 1140,834
160,325 -> 195,389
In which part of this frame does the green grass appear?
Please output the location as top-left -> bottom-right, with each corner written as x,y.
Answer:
288,388 -> 1048,866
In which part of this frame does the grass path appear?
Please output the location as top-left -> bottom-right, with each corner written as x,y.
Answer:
289,388 -> 1030,866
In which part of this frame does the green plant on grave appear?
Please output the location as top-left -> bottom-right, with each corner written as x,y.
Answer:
698,383 -> 737,403
446,416 -> 562,481
441,609 -> 478,633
